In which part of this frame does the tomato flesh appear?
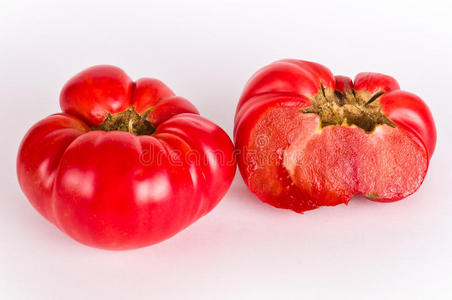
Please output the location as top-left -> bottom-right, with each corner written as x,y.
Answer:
247,107 -> 428,212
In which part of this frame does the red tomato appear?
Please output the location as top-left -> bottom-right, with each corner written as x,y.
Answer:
234,59 -> 436,213
17,66 -> 236,250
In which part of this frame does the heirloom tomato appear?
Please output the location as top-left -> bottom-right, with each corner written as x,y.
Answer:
234,59 -> 436,213
18,66 -> 236,249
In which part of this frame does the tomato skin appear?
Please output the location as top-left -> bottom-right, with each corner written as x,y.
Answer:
17,66 -> 236,250
334,75 -> 354,92
354,72 -> 400,93
379,90 -> 436,158
17,114 -> 89,224
60,65 -> 134,126
234,60 -> 437,212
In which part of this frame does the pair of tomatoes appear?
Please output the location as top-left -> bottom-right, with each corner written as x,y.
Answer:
17,61 -> 436,250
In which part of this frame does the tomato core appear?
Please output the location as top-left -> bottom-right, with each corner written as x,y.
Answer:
302,86 -> 395,133
92,107 -> 155,135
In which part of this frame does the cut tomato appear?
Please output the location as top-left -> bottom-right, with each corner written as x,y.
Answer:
235,60 -> 436,213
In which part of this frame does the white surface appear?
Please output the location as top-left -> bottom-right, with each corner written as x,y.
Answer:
1,0 -> 451,299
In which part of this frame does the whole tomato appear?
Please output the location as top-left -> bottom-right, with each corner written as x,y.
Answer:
234,59 -> 436,213
17,66 -> 236,250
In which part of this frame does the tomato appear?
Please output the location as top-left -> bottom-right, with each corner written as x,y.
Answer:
234,59 -> 436,213
17,66 -> 236,250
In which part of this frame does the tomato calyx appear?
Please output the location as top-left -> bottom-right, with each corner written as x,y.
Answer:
302,85 -> 395,133
92,107 -> 155,135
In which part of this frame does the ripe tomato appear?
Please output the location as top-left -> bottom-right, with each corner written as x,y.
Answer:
17,66 -> 236,249
234,59 -> 436,213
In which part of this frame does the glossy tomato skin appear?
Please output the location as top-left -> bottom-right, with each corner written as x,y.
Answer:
234,59 -> 436,212
17,66 -> 236,250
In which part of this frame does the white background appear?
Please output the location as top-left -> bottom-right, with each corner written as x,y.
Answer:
1,0 -> 451,299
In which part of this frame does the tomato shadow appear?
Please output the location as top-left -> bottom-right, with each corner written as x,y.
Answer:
222,174 -> 305,217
